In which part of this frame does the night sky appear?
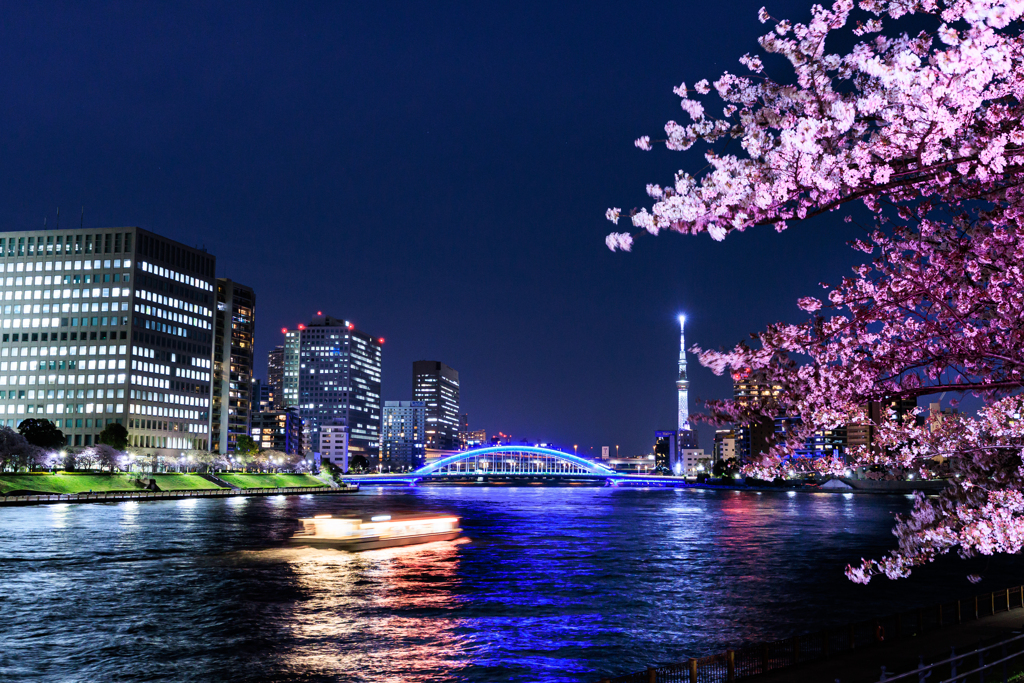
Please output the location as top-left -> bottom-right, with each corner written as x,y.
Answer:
0,1 -> 868,456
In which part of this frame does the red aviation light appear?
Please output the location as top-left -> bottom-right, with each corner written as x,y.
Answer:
347,323 -> 354,330
281,328 -> 288,334
298,324 -> 306,330
378,338 -> 385,344
317,311 -> 322,316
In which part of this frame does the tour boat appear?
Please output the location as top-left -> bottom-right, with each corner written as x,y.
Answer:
288,514 -> 462,550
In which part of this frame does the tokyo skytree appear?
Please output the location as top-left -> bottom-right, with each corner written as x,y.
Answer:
677,315 -> 689,431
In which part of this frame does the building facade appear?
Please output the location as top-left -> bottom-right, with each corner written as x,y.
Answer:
732,368 -> 780,461
381,400 -> 426,471
412,360 -> 460,451
282,314 -> 382,460
0,227 -> 215,454
320,423 -> 350,471
250,408 -> 303,454
267,344 -> 284,409
211,279 -> 255,454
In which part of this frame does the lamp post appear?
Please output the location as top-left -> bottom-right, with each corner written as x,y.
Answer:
573,444 -> 578,456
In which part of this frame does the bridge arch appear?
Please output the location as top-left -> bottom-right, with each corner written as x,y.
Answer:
412,445 -> 616,477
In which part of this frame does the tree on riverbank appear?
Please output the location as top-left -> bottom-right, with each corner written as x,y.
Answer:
608,0 -> 1024,582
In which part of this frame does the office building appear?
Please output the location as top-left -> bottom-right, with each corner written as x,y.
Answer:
0,227 -> 215,453
413,360 -> 460,451
320,423 -> 349,471
211,279 -> 255,454
267,344 -> 284,409
282,314 -> 382,460
250,408 -> 303,454
381,400 -> 426,471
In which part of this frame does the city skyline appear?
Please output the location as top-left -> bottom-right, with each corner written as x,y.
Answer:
0,0 -> 858,457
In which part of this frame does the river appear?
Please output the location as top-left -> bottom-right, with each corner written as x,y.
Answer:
1,486 -> 1021,682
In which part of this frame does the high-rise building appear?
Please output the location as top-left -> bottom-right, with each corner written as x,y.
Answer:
654,430 -> 676,471
381,400 -> 426,471
282,314 -> 382,460
732,368 -> 779,460
413,360 -> 460,451
0,227 -> 215,453
250,378 -> 271,411
250,407 -> 303,454
267,344 -> 284,408
211,279 -> 255,454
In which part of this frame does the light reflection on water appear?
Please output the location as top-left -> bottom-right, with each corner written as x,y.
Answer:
0,487 -> 1022,683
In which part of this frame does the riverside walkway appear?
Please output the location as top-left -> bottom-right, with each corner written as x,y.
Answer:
751,608 -> 1024,683
0,484 -> 359,506
606,585 -> 1024,683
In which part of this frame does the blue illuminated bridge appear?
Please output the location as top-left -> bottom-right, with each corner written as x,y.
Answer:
347,445 -> 690,487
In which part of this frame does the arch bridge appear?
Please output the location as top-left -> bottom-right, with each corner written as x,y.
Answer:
350,445 -> 688,487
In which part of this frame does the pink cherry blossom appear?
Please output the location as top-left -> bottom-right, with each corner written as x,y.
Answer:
607,0 -> 1024,582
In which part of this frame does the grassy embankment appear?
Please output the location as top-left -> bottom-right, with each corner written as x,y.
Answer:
217,473 -> 327,489
0,472 -> 329,495
0,473 -> 224,495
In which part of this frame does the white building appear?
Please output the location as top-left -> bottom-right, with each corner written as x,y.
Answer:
320,423 -> 349,472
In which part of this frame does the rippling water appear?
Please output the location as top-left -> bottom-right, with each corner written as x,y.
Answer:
1,486 -> 1021,682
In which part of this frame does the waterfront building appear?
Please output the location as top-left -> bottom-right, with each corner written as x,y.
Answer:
846,398 -> 918,455
732,368 -> 779,460
320,423 -> 349,471
381,400 -> 426,471
654,430 -> 676,471
463,429 -> 486,448
713,428 -> 737,461
774,415 -> 847,459
211,279 -> 255,454
0,226 -> 215,454
680,448 -> 710,477
412,360 -> 460,451
267,344 -> 284,408
250,407 -> 303,454
282,314 -> 382,461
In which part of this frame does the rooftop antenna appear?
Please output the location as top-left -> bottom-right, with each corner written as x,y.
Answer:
80,206 -> 84,229
55,207 -> 59,230
43,216 -> 46,229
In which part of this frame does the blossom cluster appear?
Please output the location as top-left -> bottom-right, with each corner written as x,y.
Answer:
609,0 -> 1024,582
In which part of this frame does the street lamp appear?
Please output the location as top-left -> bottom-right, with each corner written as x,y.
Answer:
573,444 -> 578,456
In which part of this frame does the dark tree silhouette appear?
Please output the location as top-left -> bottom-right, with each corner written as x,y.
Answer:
98,423 -> 129,450
18,419 -> 66,450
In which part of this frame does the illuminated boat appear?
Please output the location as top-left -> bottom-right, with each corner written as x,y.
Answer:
288,514 -> 462,550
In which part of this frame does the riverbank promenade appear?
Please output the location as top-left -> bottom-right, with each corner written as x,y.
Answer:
606,585 -> 1024,683
753,608 -> 1024,683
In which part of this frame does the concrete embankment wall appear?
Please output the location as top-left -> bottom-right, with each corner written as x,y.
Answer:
0,485 -> 359,506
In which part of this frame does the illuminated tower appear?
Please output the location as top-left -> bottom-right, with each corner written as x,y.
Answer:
677,315 -> 689,431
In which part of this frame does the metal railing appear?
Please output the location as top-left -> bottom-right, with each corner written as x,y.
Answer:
877,631 -> 1024,682
600,586 -> 1024,683
0,484 -> 359,505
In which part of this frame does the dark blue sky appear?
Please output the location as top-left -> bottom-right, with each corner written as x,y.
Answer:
0,1 -> 864,456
